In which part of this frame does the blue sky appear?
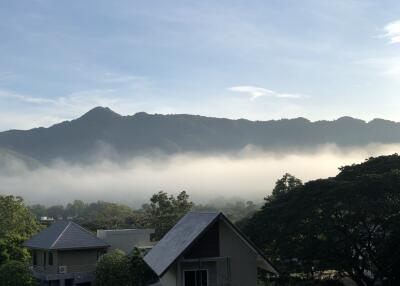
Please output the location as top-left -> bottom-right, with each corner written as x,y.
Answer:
1,0 -> 400,130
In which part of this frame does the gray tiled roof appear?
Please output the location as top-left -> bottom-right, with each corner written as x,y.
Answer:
23,220 -> 109,250
144,212 -> 220,276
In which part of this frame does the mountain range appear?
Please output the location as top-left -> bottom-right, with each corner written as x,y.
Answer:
1,106 -> 400,164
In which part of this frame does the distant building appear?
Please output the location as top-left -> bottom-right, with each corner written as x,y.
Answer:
39,216 -> 55,225
23,221 -> 109,286
97,228 -> 155,255
144,212 -> 279,286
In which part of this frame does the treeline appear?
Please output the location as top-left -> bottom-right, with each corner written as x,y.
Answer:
28,195 -> 259,236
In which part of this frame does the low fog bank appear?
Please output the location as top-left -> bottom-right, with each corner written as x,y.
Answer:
1,143 -> 400,206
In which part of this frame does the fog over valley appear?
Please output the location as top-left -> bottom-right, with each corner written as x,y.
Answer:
1,143 -> 399,206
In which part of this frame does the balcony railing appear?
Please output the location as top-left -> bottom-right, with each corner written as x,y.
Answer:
32,264 -> 96,274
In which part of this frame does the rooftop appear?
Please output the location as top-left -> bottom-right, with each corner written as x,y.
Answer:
24,220 -> 109,250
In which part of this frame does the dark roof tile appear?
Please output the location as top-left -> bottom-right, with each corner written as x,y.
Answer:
24,221 -> 109,250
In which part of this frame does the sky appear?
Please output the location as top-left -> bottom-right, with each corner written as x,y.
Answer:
1,0 -> 400,131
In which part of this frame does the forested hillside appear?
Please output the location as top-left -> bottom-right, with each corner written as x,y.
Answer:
1,107 -> 400,163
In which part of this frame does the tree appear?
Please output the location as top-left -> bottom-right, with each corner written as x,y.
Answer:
0,260 -> 36,286
0,195 -> 40,264
243,155 -> 400,285
64,200 -> 86,218
27,204 -> 47,219
95,250 -> 130,286
78,201 -> 134,231
270,173 -> 302,199
137,191 -> 193,240
45,205 -> 65,219
129,248 -> 158,286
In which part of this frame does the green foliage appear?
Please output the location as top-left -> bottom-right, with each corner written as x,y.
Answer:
96,248 -> 158,286
45,205 -> 64,219
27,204 -> 47,218
194,200 -> 259,222
64,200 -> 86,218
78,201 -> 134,231
243,155 -> 400,285
129,248 -> 158,286
270,173 -> 302,199
0,195 -> 40,264
137,191 -> 193,240
0,260 -> 36,286
95,250 -> 131,286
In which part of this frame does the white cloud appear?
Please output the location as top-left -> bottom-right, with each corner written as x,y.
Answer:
383,20 -> 400,44
228,85 -> 305,100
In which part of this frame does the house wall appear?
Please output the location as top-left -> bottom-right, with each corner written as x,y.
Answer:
184,223 -> 219,259
178,260 -> 218,286
97,229 -> 154,254
33,250 -> 44,266
32,250 -> 58,267
57,249 -> 100,266
160,264 -> 177,286
219,219 -> 258,286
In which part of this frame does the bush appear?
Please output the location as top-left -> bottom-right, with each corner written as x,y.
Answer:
96,250 -> 130,286
0,260 -> 36,286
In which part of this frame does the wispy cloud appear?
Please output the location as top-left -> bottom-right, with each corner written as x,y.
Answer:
0,90 -> 55,104
383,20 -> 400,44
357,57 -> 400,79
228,86 -> 305,100
0,72 -> 15,82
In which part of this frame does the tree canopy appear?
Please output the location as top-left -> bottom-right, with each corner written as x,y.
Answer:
0,260 -> 37,286
0,196 -> 38,284
95,250 -> 131,286
136,191 -> 194,240
242,155 -> 400,285
0,195 -> 40,264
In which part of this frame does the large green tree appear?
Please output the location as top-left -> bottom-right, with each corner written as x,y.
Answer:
137,191 -> 193,240
243,155 -> 400,285
0,195 -> 40,264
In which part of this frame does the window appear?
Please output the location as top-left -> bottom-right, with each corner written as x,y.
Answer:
48,252 -> 53,265
184,270 -> 208,286
33,252 -> 37,266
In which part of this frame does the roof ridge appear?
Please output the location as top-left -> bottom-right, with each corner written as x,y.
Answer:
188,211 -> 221,214
50,221 -> 71,249
71,221 -> 108,243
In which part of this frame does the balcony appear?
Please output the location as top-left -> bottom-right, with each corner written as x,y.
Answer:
32,264 -> 96,275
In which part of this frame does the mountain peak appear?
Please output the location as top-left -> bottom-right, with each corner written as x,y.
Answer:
78,106 -> 121,121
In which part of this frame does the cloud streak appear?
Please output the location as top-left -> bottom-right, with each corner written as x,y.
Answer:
228,86 -> 305,100
383,20 -> 400,44
0,90 -> 55,104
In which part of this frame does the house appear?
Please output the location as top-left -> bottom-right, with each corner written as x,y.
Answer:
23,220 -> 109,286
144,212 -> 279,286
97,228 -> 155,255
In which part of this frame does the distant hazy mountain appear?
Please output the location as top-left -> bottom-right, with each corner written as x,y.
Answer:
1,106 -> 400,163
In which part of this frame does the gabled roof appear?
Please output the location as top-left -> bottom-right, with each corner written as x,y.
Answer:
144,212 -> 220,276
143,212 -> 279,277
23,220 -> 109,250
